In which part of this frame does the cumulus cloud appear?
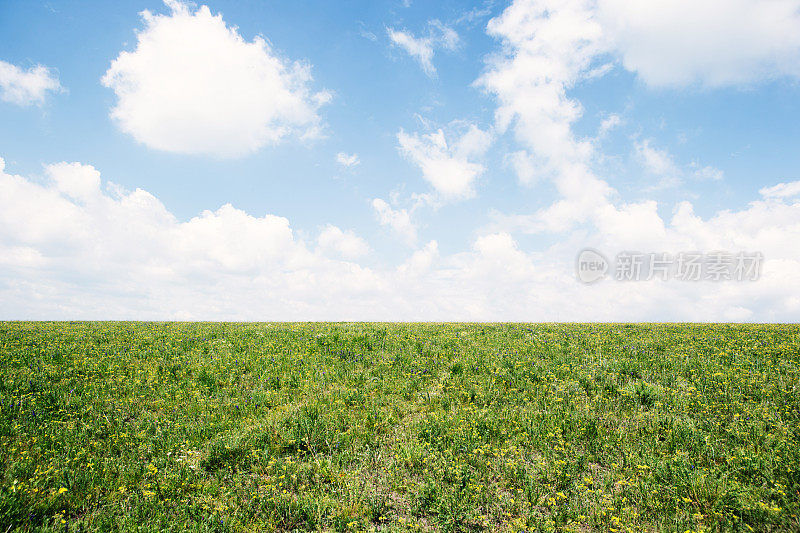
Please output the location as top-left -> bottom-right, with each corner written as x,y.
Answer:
101,0 -> 330,158
0,157 -> 388,319
507,151 -> 539,186
398,123 -> 492,200
479,1 -> 743,232
46,162 -> 102,202
405,192 -> 800,321
1,156 -> 799,321
479,0 -> 800,92
0,59 -> 61,106
371,198 -> 417,245
335,152 -> 360,167
470,0 -> 799,322
759,180 -> 800,198
316,224 -> 369,259
489,194 -> 800,321
387,20 -> 459,76
478,0 -> 613,231
482,0 -> 800,91
597,0 -> 800,87
397,240 -> 438,276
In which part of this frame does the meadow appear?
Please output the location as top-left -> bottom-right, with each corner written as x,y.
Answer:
0,322 -> 798,532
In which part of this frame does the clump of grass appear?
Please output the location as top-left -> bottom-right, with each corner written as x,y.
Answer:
634,380 -> 658,408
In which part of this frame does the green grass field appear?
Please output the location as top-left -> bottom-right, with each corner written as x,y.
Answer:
1,322 -> 798,532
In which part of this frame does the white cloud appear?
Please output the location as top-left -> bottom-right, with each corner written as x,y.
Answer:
388,28 -> 436,76
593,200 -> 667,250
477,0 -> 612,230
635,139 -> 681,187
387,20 -> 459,76
102,0 -> 330,158
0,59 -> 61,106
479,1 -> 751,232
317,224 -> 369,259
0,157 -> 389,319
598,113 -> 621,137
0,246 -> 46,269
507,151 -> 539,186
1,156 -> 800,321
480,0 -> 800,90
335,152 -> 360,167
176,204 -> 296,272
635,140 -> 725,187
488,193 -> 800,321
597,0 -> 800,87
471,0 -> 800,322
398,123 -> 492,200
371,198 -> 417,245
480,0 -> 800,91
429,20 -> 460,51
397,240 -> 438,276
472,232 -> 534,278
46,162 -> 102,202
759,180 -> 800,198
358,22 -> 378,42
692,164 -> 724,182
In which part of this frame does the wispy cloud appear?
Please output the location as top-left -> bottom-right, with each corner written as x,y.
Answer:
336,152 -> 360,167
387,20 -> 460,76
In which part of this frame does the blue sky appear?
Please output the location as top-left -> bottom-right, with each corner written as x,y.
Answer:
1,0 -> 799,320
